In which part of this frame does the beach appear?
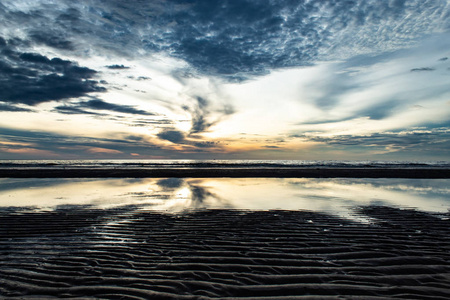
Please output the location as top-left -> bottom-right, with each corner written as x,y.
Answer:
0,167 -> 449,299
1,205 -> 449,299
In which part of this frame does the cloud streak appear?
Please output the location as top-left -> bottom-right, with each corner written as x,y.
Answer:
0,127 -> 163,159
294,127 -> 450,156
0,103 -> 34,112
53,99 -> 155,116
78,99 -> 155,116
293,34 -> 450,127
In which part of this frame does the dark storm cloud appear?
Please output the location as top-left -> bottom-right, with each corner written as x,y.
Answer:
2,0 -> 447,81
159,0 -> 436,80
16,52 -> 97,78
29,32 -> 74,51
159,0 -> 324,80
0,41 -> 104,106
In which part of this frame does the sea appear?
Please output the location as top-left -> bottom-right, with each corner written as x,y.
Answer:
0,159 -> 448,220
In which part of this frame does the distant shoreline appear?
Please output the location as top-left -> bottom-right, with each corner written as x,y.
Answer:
1,167 -> 449,178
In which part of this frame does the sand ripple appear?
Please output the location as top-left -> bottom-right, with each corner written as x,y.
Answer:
1,207 -> 449,299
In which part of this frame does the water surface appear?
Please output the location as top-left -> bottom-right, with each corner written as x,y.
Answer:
1,177 -> 448,222
1,159 -> 448,169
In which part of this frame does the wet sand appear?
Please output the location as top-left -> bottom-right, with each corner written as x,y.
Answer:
1,206 -> 449,299
0,167 -> 449,178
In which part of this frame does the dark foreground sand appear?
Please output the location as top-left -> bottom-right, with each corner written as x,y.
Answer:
1,206 -> 449,299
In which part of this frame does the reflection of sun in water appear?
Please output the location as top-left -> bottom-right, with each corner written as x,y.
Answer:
176,187 -> 191,200
152,187 -> 192,212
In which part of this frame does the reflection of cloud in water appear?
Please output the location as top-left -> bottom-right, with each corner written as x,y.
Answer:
116,178 -> 232,211
190,186 -> 206,204
187,183 -> 230,209
157,178 -> 184,190
0,178 -> 89,192
0,178 -> 448,221
289,178 -> 450,195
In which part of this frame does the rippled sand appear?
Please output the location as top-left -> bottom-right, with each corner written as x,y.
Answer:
1,206 -> 449,299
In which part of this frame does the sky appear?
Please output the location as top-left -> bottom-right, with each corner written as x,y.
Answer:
0,0 -> 449,161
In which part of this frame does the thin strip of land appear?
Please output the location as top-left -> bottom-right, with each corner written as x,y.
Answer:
0,167 -> 449,178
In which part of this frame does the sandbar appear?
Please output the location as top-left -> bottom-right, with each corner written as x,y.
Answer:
0,167 -> 449,178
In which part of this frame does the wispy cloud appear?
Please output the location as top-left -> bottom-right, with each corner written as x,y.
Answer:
292,127 -> 450,158
0,127 -> 163,159
0,126 -> 224,159
293,34 -> 450,127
